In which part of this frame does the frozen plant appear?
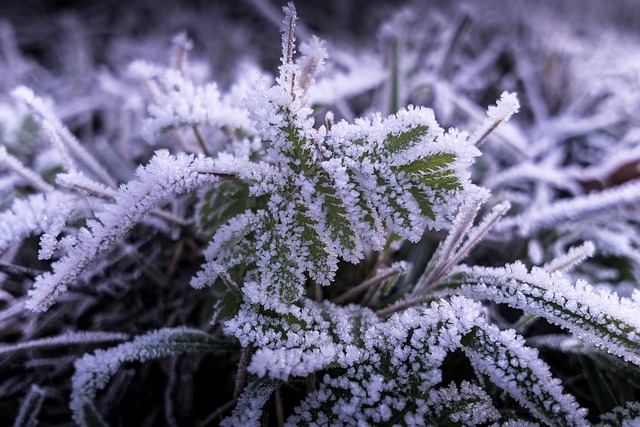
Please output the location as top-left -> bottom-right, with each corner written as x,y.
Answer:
3,1 -> 640,426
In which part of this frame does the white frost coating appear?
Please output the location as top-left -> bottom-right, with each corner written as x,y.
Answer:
56,171 -> 115,199
495,180 -> 640,237
280,296 -> 583,426
200,4 -> 482,314
597,401 -> 640,426
0,191 -> 74,255
27,150 -> 220,312
0,146 -> 54,193
543,241 -> 595,273
71,327 -> 215,425
226,301 -> 377,380
0,331 -> 128,356
128,61 -> 252,142
190,210 -> 267,289
441,262 -> 640,366
221,380 -> 279,427
462,321 -> 588,427
12,86 -> 116,188
426,381 -> 500,425
470,91 -> 520,147
486,161 -> 582,194
297,36 -> 328,92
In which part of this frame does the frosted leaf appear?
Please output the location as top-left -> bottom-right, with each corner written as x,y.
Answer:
285,297 -> 574,426
12,384 -> 46,427
0,331 -> 128,356
221,379 -> 279,427
434,262 -> 640,366
0,191 -> 74,255
191,210 -> 266,290
207,8 -> 483,314
27,150 -> 220,312
280,3 -> 297,67
496,180 -> 640,237
12,86 -> 116,187
543,241 -> 595,273
426,381 -> 500,425
596,401 -> 640,427
56,171 -> 115,199
462,322 -> 588,426
71,327 -> 227,426
129,62 -> 252,142
0,146 -> 53,193
297,36 -> 327,93
225,301 -> 377,379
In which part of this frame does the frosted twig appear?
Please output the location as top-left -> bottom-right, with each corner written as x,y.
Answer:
234,343 -> 253,398
12,384 -> 46,427
334,261 -> 407,304
192,125 -> 210,156
0,146 -> 53,193
0,261 -> 43,280
470,91 -> 520,147
495,179 -> 640,237
171,32 -> 193,74
383,201 -> 509,316
543,241 -> 596,273
12,86 -> 117,188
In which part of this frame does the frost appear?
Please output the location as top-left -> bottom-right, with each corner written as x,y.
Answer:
496,180 -> 640,237
220,379 -> 279,427
26,150 -> 220,311
470,91 -> 520,147
0,191 -> 74,255
435,262 -> 640,366
129,61 -> 252,143
71,327 -> 226,426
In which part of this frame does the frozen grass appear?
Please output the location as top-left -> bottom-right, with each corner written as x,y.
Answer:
2,0 -> 640,425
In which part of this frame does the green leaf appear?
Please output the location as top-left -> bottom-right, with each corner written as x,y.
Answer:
425,381 -> 500,426
579,355 -> 618,413
314,173 -> 360,260
212,289 -> 243,323
196,181 -> 255,238
296,208 -> 337,286
384,124 -> 429,154
461,325 -> 587,426
395,152 -> 461,219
